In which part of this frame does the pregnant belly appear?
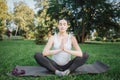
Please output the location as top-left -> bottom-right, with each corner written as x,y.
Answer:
52,52 -> 71,65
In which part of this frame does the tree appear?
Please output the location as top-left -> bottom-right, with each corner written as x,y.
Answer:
35,0 -> 120,43
0,0 -> 8,40
91,1 -> 120,38
14,1 -> 35,39
48,0 -> 120,42
34,0 -> 58,44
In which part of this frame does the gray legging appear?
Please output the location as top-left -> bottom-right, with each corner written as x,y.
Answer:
34,52 -> 89,73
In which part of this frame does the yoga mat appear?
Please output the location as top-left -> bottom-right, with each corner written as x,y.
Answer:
7,61 -> 109,76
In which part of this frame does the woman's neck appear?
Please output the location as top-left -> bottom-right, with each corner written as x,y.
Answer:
58,32 -> 68,36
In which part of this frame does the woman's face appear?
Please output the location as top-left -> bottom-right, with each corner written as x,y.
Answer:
58,19 -> 68,33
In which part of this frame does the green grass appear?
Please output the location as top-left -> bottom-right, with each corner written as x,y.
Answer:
0,40 -> 120,80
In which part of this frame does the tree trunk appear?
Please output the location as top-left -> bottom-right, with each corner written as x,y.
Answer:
81,24 -> 85,43
15,26 -> 18,36
76,35 -> 81,43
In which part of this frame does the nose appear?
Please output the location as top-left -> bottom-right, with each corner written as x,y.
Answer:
61,26 -> 65,29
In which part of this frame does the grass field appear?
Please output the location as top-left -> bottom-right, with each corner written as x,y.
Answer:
0,40 -> 120,80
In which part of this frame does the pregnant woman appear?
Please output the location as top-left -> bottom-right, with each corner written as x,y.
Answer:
34,19 -> 89,76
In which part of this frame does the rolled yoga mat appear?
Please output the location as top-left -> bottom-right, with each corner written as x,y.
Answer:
7,61 -> 109,76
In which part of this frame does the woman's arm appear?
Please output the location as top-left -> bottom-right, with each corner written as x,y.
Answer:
42,36 -> 62,56
63,36 -> 83,57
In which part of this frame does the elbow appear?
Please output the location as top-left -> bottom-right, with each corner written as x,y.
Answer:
78,53 -> 83,57
42,51 -> 48,56
77,51 -> 83,57
42,50 -> 51,56
78,52 -> 89,59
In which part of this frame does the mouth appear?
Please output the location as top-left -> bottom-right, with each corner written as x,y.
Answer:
60,29 -> 65,31
61,28 -> 65,30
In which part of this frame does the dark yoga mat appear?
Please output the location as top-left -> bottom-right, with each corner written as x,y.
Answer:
7,61 -> 109,76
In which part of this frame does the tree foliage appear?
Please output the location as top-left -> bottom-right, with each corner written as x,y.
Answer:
0,1 -> 8,40
34,0 -> 58,44
46,0 -> 120,43
14,1 -> 35,39
2,0 -> 119,43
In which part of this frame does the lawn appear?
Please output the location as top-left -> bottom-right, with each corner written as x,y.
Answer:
0,40 -> 120,80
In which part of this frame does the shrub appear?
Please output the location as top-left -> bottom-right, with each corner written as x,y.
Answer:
10,36 -> 24,40
105,37 -> 113,42
116,38 -> 120,42
2,35 -> 9,39
0,35 -> 2,41
35,26 -> 48,45
2,35 -> 24,40
95,37 -> 102,41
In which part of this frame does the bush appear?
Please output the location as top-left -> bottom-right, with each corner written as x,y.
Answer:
35,39 -> 47,45
2,35 -> 9,39
105,37 -> 113,42
105,39 -> 111,42
10,36 -> 24,40
35,26 -> 48,45
0,35 -> 3,41
95,37 -> 102,41
116,38 -> 120,42
2,35 -> 24,40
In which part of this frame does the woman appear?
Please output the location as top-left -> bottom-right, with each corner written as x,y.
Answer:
34,19 -> 89,76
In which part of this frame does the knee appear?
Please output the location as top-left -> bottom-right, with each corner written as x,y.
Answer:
75,53 -> 89,62
83,52 -> 89,59
34,52 -> 42,59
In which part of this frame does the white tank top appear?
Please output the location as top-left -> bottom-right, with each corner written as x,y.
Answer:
52,33 -> 72,65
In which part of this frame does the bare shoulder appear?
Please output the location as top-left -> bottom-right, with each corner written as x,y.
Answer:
49,35 -> 54,39
45,35 -> 54,46
71,35 -> 77,41
48,35 -> 54,41
71,35 -> 79,45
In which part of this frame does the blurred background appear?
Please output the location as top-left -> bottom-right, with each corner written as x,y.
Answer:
0,0 -> 120,44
